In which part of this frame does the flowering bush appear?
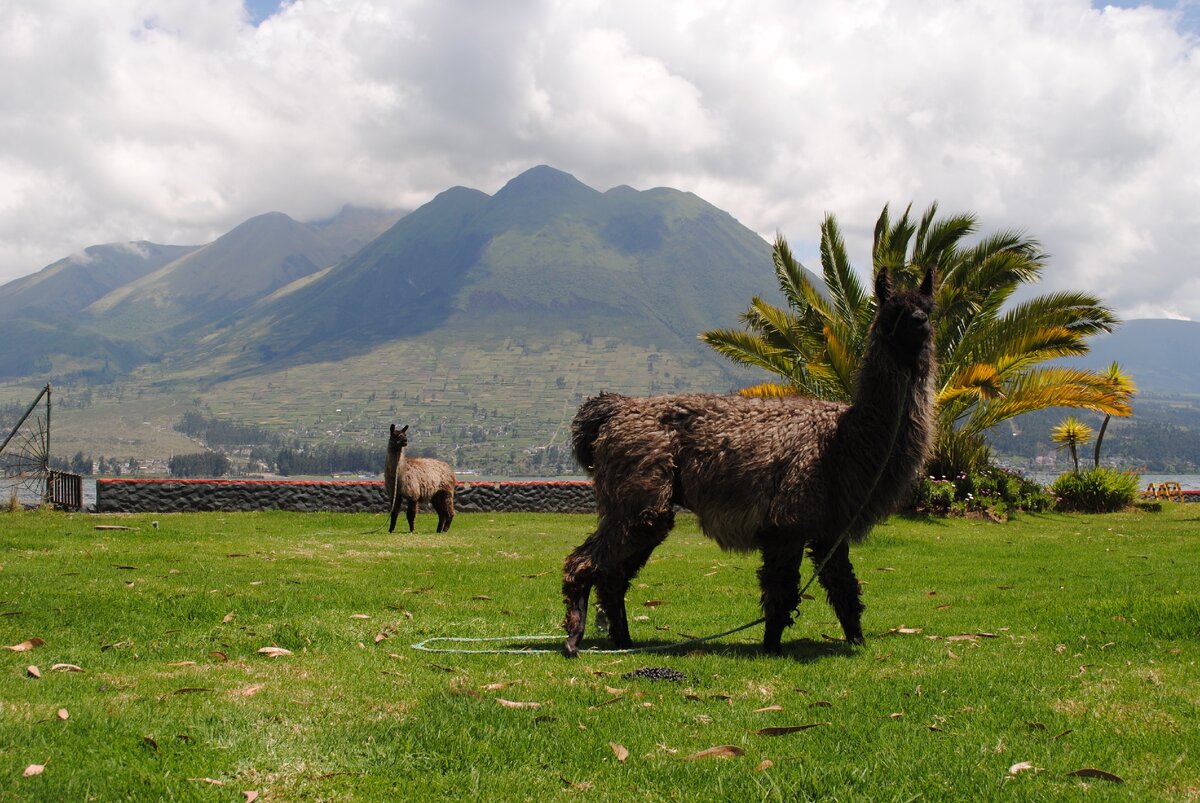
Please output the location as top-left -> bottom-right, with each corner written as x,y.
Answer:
912,466 -> 1053,519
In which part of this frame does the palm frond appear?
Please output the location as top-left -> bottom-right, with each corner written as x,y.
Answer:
737,382 -> 801,399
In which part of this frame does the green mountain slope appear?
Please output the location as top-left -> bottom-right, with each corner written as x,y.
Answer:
84,208 -> 402,343
0,241 -> 199,379
0,241 -> 198,321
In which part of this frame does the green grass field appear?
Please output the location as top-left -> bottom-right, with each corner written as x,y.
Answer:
2,506 -> 1197,800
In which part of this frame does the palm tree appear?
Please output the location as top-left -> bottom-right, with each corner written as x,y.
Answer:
702,202 -> 1131,475
1092,361 -> 1137,468
1051,416 -> 1094,473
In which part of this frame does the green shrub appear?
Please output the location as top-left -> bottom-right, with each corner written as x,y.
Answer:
1051,467 -> 1140,513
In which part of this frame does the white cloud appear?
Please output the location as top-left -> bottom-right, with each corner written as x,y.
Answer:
0,0 -> 1198,321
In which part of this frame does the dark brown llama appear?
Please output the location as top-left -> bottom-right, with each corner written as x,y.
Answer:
562,266 -> 937,656
384,424 -> 457,533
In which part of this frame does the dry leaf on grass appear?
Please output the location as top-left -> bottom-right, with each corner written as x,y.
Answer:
5,637 -> 44,652
209,651 -> 228,662
23,763 -> 45,777
643,599 -> 666,608
350,614 -> 370,620
257,646 -> 292,658
189,778 -> 225,786
26,665 -> 41,678
681,745 -> 745,761
1008,761 -> 1041,776
884,627 -> 922,636
754,705 -> 783,713
752,724 -> 828,736
756,760 -> 774,771
609,742 -> 630,763
222,612 -> 235,623
51,663 -> 84,672
56,709 -> 69,721
243,792 -> 259,802
1067,768 -> 1124,783
230,684 -> 265,698
496,698 -> 542,709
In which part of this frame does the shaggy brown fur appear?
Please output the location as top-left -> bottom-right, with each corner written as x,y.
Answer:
385,424 -> 456,533
562,267 -> 937,656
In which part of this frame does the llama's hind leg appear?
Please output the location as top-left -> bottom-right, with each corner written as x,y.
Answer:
810,538 -> 865,645
406,499 -> 418,533
432,490 -> 453,532
594,513 -> 673,649
758,538 -> 804,654
562,529 -> 607,657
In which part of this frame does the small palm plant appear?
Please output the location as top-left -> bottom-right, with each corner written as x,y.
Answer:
1093,361 -> 1136,468
1051,416 -> 1094,473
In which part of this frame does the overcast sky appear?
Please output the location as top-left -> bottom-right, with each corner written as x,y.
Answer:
2,0 -> 1198,319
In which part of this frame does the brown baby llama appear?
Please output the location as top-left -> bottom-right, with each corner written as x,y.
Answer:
384,424 -> 456,533
562,266 -> 937,656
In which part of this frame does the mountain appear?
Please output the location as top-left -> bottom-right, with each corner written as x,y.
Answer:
84,206 -> 406,344
0,206 -> 404,379
0,241 -> 199,321
184,165 -> 780,374
0,241 -> 199,378
1057,318 -> 1200,396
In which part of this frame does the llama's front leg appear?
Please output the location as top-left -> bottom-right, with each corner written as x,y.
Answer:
758,540 -> 803,654
811,538 -> 865,645
406,499 -> 418,533
388,496 -> 403,534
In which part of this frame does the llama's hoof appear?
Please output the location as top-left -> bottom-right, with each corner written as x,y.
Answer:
563,640 -> 580,658
847,635 -> 865,646
762,642 -> 784,656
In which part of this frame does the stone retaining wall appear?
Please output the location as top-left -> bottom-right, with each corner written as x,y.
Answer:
95,478 -> 597,515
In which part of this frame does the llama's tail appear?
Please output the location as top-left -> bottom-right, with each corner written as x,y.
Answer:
570,392 -> 628,474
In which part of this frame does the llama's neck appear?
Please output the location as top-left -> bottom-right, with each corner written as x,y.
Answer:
836,335 -> 937,516
388,446 -> 407,475
385,446 -> 407,498
851,338 -> 936,432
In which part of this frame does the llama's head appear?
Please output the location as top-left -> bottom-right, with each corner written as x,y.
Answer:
873,266 -> 936,367
388,424 -> 409,454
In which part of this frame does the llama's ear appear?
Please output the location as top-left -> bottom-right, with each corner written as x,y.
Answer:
874,267 -> 891,303
390,424 -> 395,434
400,425 -> 409,434
920,266 -> 935,298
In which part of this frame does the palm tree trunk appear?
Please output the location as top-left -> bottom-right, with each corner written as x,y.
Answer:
1093,415 -> 1111,468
